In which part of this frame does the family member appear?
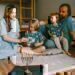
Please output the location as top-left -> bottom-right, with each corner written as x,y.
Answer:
47,12 -> 70,55
25,19 -> 45,53
47,12 -> 62,50
0,4 -> 37,63
45,4 -> 75,55
59,3 -> 75,54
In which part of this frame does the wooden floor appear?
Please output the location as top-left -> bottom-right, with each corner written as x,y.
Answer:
0,59 -> 14,75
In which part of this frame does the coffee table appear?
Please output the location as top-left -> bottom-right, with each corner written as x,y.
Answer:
11,49 -> 75,75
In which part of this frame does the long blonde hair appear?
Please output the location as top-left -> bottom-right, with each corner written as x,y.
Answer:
4,4 -> 16,32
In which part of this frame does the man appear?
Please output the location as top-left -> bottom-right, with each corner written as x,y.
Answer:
45,3 -> 75,55
59,3 -> 75,55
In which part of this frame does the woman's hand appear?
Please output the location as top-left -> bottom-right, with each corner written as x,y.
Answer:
21,37 -> 28,43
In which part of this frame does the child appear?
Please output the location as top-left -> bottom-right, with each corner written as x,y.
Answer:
47,12 -> 70,55
25,19 -> 45,53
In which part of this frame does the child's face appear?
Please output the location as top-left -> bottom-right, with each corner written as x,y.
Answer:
50,15 -> 57,24
30,25 -> 35,32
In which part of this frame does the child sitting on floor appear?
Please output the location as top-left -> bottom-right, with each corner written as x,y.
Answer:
25,19 -> 45,53
47,12 -> 70,55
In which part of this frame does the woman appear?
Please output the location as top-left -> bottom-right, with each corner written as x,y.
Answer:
0,4 -> 42,60
0,4 -> 37,64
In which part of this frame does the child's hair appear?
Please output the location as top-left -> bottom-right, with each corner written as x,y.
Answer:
30,18 -> 39,31
50,12 -> 59,23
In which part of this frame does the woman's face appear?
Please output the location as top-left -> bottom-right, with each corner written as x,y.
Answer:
9,8 -> 16,19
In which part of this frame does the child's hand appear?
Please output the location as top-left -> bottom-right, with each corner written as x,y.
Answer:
21,37 -> 28,42
52,35 -> 56,38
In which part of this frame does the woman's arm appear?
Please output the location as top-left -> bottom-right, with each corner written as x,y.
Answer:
16,32 -> 20,38
3,35 -> 21,43
3,35 -> 28,43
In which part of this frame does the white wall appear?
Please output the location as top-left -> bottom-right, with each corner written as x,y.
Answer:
36,0 -> 75,19
0,0 -> 75,20
0,4 -> 6,19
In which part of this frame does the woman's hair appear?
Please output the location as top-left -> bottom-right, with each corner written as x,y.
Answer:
59,3 -> 71,16
50,12 -> 59,23
4,4 -> 16,17
4,4 -> 16,32
30,19 -> 39,31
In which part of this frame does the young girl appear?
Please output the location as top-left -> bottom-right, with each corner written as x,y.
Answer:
47,12 -> 70,55
25,19 -> 45,53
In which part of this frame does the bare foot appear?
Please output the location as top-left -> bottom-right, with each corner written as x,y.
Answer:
21,47 -> 44,56
64,51 -> 71,56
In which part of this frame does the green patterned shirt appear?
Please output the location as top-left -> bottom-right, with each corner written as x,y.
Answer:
25,31 -> 44,46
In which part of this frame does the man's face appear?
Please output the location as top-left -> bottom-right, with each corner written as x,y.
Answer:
59,6 -> 68,19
